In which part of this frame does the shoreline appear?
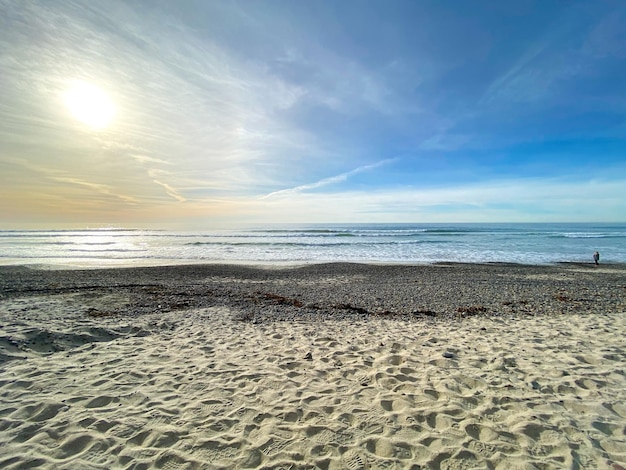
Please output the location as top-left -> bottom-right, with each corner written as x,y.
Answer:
1,262 -> 625,468
2,256 -> 625,270
2,262 -> 625,320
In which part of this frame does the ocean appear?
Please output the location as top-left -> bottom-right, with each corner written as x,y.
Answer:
1,223 -> 625,268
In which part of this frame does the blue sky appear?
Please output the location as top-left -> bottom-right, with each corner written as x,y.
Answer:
1,0 -> 625,228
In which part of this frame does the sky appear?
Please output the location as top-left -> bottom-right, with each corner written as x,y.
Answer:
1,0 -> 625,229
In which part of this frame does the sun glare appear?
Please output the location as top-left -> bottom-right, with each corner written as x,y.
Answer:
63,81 -> 116,130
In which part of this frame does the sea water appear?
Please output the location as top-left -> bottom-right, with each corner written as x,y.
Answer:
1,223 -> 625,268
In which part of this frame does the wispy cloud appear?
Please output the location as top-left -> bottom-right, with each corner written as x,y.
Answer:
0,0 -> 322,200
49,176 -> 139,205
261,158 -> 397,199
152,180 -> 186,202
130,154 -> 173,165
479,4 -> 625,110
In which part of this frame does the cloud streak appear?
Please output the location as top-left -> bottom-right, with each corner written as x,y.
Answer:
152,180 -> 186,203
49,177 -> 139,205
260,158 -> 397,199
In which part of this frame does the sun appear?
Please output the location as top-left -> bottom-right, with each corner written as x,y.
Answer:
63,81 -> 116,130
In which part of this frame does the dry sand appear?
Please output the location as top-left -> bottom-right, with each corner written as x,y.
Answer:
1,263 -> 625,469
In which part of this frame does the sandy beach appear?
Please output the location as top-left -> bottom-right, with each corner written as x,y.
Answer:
1,263 -> 625,469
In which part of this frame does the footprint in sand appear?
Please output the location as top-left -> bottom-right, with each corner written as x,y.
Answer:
154,452 -> 192,470
342,449 -> 369,469
365,437 -> 414,460
464,422 -> 500,442
258,436 -> 291,456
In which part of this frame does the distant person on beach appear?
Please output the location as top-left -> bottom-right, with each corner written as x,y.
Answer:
593,251 -> 600,265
